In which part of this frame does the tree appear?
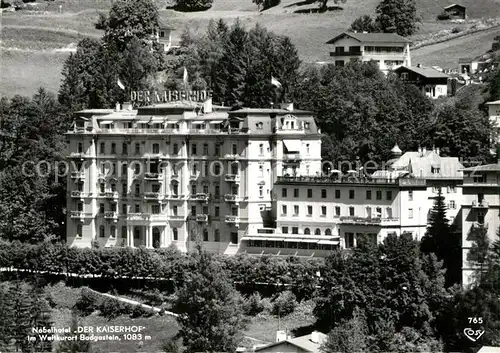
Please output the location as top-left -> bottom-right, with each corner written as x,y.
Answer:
321,307 -> 368,353
375,0 -> 419,36
349,15 -> 379,33
467,224 -> 490,283
173,247 -> 246,353
316,0 -> 346,11
175,0 -> 214,11
0,282 -> 14,351
28,289 -> 53,352
56,310 -> 91,353
9,281 -> 32,352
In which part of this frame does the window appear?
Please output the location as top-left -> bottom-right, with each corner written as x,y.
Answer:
121,226 -> 127,239
321,189 -> 327,198
401,72 -> 409,80
122,142 -> 128,155
366,190 -> 372,200
173,205 -> 178,216
135,204 -> 140,213
306,144 -> 310,154
100,142 -> 105,154
321,206 -> 327,216
135,143 -> 140,154
473,174 -> 485,183
191,206 -> 196,215
376,191 -> 382,200
304,228 -> 311,235
325,229 -> 332,236
191,184 -> 197,195
282,188 -> 287,197
99,203 -> 104,213
282,205 -> 287,215
215,185 -> 220,198
335,206 -> 341,216
259,165 -> 264,177
76,224 -> 82,238
230,232 -> 238,244
160,31 -> 165,37
191,143 -> 197,155
294,205 -> 299,215
386,207 -> 393,218
203,229 -> 208,241
99,225 -> 105,238
409,190 -> 413,201
307,205 -> 313,216
122,204 -> 127,214
202,205 -> 208,215
215,206 -> 220,217
110,226 -> 116,238
77,203 -> 83,211
315,228 -> 321,235
345,233 -> 354,248
294,189 -> 299,198
153,143 -> 160,154
135,184 -> 140,196
111,143 -> 116,154
203,143 -> 209,156
172,182 -> 179,196
447,185 -> 456,193
282,226 -> 289,234
259,144 -> 264,155
173,143 -> 179,155
449,200 -> 456,209
152,205 -> 160,214
409,208 -> 413,219
335,190 -> 340,199
386,191 -> 392,200
173,228 -> 178,241
214,229 -> 220,242
292,227 -> 299,234
349,207 -> 355,216
307,189 -> 313,198
77,142 -> 83,153
232,143 -> 237,155
376,207 -> 382,217
110,184 -> 116,192
431,167 -> 440,174
259,185 -> 264,197
100,183 -> 105,193
335,60 -> 345,67
121,163 -> 128,177
349,190 -> 355,199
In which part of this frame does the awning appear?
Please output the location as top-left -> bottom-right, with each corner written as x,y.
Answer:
99,121 -> 113,125
318,240 -> 340,245
165,120 -> 179,124
209,120 -> 224,124
149,117 -> 166,123
283,140 -> 302,152
191,121 -> 205,125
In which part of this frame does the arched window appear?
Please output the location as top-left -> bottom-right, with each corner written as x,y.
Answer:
304,228 -> 311,235
203,229 -> 209,241
325,228 -> 332,236
121,226 -> 127,239
172,181 -> 179,196
214,229 -> 220,242
172,228 -> 178,241
315,228 -> 321,235
99,225 -> 105,238
153,227 -> 160,248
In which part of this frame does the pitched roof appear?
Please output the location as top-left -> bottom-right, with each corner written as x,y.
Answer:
326,32 -> 411,45
255,332 -> 327,353
486,100 -> 500,105
444,3 -> 466,9
396,65 -> 450,78
461,163 -> 500,172
388,150 -> 464,179
158,19 -> 175,29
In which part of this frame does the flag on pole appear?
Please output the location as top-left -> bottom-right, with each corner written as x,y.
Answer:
183,67 -> 188,87
117,78 -> 125,90
271,76 -> 282,88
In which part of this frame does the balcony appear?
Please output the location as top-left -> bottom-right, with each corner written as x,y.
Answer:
190,173 -> 200,181
472,222 -> 489,229
224,194 -> 241,202
71,190 -> 84,198
127,213 -> 148,221
472,200 -> 489,208
225,174 -> 241,183
276,176 -> 426,187
228,128 -> 241,134
169,215 -> 185,221
70,211 -> 92,219
105,191 -> 119,199
104,212 -> 118,221
144,192 -> 161,200
283,152 -> 301,161
71,171 -> 85,179
340,216 -> 399,226
192,193 -> 210,202
225,215 -> 240,223
69,152 -> 85,158
224,154 -> 242,160
329,51 -> 362,57
196,214 -> 209,222
145,172 -> 161,180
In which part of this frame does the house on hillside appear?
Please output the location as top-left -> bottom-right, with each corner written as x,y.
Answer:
486,100 -> 500,144
394,65 -> 450,99
254,331 -> 327,353
443,4 -> 467,20
325,32 -> 412,74
458,57 -> 479,74
152,20 -> 175,52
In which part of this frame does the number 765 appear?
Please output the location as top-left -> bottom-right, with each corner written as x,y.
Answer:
468,317 -> 483,324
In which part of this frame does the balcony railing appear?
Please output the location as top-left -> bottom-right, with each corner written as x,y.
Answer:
276,176 -> 426,186
71,171 -> 85,179
225,174 -> 241,182
104,212 -> 118,220
283,152 -> 301,161
196,214 -> 209,222
340,216 -> 399,226
224,194 -> 241,202
192,193 -> 210,202
144,172 -> 161,180
71,190 -> 84,198
170,215 -> 185,220
329,51 -> 362,57
472,200 -> 489,208
127,213 -> 148,221
69,152 -> 85,158
70,211 -> 92,219
225,215 -> 240,223
105,192 -> 119,199
144,192 -> 161,200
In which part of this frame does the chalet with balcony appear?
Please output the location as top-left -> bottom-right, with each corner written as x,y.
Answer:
325,32 -> 411,74
394,65 -> 450,99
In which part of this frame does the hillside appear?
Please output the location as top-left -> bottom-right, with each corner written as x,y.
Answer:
1,0 -> 500,97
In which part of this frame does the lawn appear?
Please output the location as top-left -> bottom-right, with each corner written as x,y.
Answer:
2,0 -> 500,97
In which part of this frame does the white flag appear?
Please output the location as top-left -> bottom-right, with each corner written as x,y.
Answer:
117,78 -> 125,90
271,76 -> 282,88
183,67 -> 188,87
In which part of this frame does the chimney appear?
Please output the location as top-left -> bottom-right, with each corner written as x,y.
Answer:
276,331 -> 287,342
280,102 -> 294,111
115,102 -> 121,111
122,102 -> 133,110
310,331 -> 319,344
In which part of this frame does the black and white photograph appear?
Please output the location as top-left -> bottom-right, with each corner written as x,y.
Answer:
1,0 -> 500,351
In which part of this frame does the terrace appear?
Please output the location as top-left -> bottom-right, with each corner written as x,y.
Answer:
276,176 -> 426,186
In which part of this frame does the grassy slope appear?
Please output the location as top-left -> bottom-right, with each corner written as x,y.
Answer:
1,0 -> 500,97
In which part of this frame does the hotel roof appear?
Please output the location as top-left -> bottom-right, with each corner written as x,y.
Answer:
461,163 -> 500,172
326,32 -> 411,44
255,332 -> 327,353
388,150 -> 464,179
395,66 -> 450,79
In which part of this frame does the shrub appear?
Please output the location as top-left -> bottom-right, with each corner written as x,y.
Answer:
75,288 -> 100,316
492,42 -> 500,51
262,0 -> 280,10
451,27 -> 462,34
99,297 -> 130,319
130,304 -> 155,318
175,0 -> 213,11
437,11 -> 451,20
244,292 -> 265,316
260,297 -> 273,313
272,291 -> 297,316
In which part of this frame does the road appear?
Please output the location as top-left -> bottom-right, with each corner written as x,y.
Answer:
412,26 -> 500,69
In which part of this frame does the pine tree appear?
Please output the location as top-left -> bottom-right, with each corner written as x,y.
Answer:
0,282 -> 14,351
9,281 -> 32,352
321,307 -> 368,353
29,289 -> 54,352
467,224 -> 490,284
56,310 -> 91,353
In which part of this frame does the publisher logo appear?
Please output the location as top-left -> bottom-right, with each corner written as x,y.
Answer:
463,328 -> 484,342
